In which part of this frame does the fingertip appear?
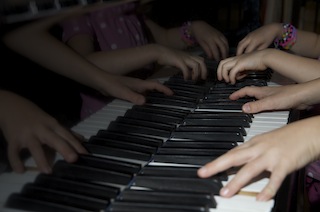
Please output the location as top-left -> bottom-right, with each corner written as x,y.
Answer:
242,104 -> 251,113
220,187 -> 231,197
64,152 -> 79,163
197,166 -> 208,177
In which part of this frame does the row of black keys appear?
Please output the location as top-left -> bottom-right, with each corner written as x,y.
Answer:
5,73 -> 271,211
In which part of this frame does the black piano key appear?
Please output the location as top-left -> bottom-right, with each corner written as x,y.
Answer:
164,80 -> 205,89
124,109 -> 183,124
152,155 -> 217,166
146,96 -> 197,109
83,142 -> 152,161
170,88 -> 205,99
157,147 -> 228,156
197,102 -> 244,110
147,91 -> 198,103
132,176 -> 222,194
96,130 -> 163,147
115,116 -> 175,130
107,121 -> 172,138
117,189 -> 216,208
170,131 -> 244,142
131,104 -> 190,116
163,140 -> 237,150
52,160 -> 133,185
175,125 -> 247,136
59,0 -> 79,8
75,154 -> 142,174
106,201 -> 209,212
182,117 -> 250,128
139,165 -> 228,181
187,111 -> 253,122
19,183 -> 109,211
6,193 -> 83,212
34,173 -> 120,200
88,136 -> 158,154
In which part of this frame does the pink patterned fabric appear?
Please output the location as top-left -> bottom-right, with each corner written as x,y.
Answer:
60,1 -> 149,120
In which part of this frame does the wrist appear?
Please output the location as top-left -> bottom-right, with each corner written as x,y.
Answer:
274,23 -> 297,50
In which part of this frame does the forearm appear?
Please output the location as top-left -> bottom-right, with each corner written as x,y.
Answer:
145,19 -> 186,49
86,43 -> 164,75
3,19 -> 109,92
264,49 -> 320,83
296,79 -> 320,106
291,30 -> 320,59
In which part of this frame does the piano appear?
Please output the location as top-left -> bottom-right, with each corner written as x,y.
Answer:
0,1 -> 306,211
0,61 -> 306,212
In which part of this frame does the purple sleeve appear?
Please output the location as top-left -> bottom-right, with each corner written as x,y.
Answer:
60,15 -> 94,43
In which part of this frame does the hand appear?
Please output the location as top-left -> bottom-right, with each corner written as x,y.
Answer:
191,21 -> 229,61
0,91 -> 87,174
229,83 -> 314,114
155,45 -> 208,81
98,75 -> 174,105
236,23 -> 282,55
198,115 -> 320,201
217,50 -> 269,84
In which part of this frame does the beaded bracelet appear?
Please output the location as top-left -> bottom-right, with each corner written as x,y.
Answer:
180,21 -> 198,47
274,23 -> 297,50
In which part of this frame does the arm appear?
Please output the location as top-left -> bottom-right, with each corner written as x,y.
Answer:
236,22 -> 320,59
217,48 -> 320,84
0,90 -> 87,174
198,115 -> 320,201
146,19 -> 229,61
63,16 -> 207,80
229,78 -> 320,113
2,11 -> 174,105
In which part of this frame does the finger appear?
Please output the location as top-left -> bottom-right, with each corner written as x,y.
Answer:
28,140 -> 52,174
146,81 -> 174,96
116,85 -> 147,105
228,66 -> 244,85
257,170 -> 286,201
186,60 -> 200,81
199,40 -> 212,59
41,129 -> 79,163
220,159 -> 267,198
209,43 -> 220,62
7,145 -> 25,173
191,56 -> 207,80
54,126 -> 87,154
242,97 -> 276,114
197,57 -> 208,80
229,86 -> 258,100
198,146 -> 250,178
176,62 -> 190,80
236,38 -> 250,55
217,37 -> 229,59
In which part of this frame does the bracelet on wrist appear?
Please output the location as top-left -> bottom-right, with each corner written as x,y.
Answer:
180,21 -> 198,47
274,23 -> 297,50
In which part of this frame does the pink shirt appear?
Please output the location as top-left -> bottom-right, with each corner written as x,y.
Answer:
60,2 -> 149,120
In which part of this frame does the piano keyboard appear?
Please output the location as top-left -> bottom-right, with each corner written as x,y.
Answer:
0,69 -> 298,212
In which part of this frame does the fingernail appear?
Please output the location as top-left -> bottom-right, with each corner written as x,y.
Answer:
198,167 -> 207,176
220,187 -> 229,196
243,104 -> 250,112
